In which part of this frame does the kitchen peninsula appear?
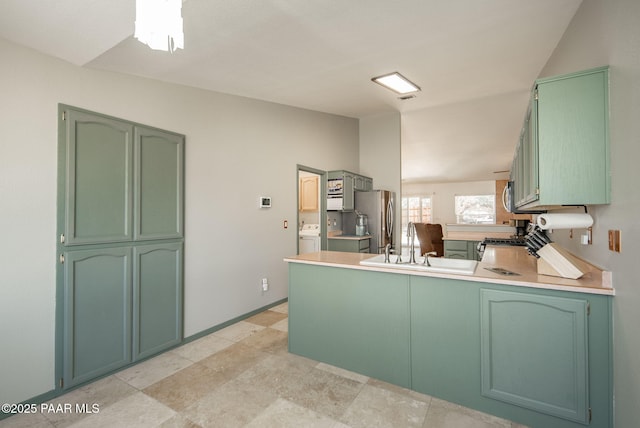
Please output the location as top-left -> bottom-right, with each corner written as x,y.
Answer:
284,249 -> 613,428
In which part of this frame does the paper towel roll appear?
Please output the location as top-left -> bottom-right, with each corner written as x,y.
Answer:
536,213 -> 594,230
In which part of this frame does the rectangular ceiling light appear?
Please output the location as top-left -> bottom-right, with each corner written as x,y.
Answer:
372,72 -> 421,94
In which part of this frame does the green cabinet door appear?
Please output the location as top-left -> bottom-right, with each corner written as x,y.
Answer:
134,127 -> 184,240
63,248 -> 132,387
133,243 -> 183,360
63,110 -> 134,245
480,289 -> 589,424
289,263 -> 411,387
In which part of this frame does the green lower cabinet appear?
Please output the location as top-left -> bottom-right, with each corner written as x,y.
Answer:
288,263 -> 410,387
444,240 -> 480,260
480,289 -> 589,424
133,243 -> 183,360
63,243 -> 183,389
410,276 -> 612,428
289,264 -> 612,428
327,238 -> 370,253
63,247 -> 133,388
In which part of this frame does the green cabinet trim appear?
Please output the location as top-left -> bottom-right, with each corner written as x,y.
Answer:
480,289 -> 589,424
444,240 -> 480,260
327,238 -> 370,253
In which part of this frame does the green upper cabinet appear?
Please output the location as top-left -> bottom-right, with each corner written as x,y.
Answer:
64,110 -> 134,245
134,127 -> 184,240
513,66 -> 610,210
63,111 -> 184,245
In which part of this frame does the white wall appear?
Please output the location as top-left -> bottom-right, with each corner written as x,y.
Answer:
536,0 -> 640,425
0,38 -> 359,404
359,112 -> 402,247
402,180 -> 496,229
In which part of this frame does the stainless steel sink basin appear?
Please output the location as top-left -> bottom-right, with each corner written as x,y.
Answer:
360,254 -> 477,275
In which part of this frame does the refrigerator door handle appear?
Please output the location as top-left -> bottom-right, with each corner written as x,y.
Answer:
387,198 -> 394,238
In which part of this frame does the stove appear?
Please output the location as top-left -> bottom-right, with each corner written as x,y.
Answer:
481,237 -> 527,246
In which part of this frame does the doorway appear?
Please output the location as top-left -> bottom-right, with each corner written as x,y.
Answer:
297,165 -> 326,253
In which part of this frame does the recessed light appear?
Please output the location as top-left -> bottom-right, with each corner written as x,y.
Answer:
372,72 -> 421,95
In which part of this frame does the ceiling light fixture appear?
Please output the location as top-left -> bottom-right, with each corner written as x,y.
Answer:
371,72 -> 421,95
135,0 -> 184,53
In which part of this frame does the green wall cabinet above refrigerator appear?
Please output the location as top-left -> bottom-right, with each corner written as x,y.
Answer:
512,66 -> 610,210
57,106 -> 184,390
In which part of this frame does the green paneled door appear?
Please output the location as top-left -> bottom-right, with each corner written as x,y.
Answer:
133,243 -> 183,360
63,248 -> 132,387
57,105 -> 184,391
64,110 -> 134,245
480,289 -> 589,424
135,127 -> 184,240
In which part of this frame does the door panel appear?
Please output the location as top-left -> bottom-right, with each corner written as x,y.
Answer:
134,127 -> 184,240
63,248 -> 132,387
65,110 -> 134,245
133,243 -> 183,360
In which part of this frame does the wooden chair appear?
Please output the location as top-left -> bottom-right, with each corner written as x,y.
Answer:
414,223 -> 444,257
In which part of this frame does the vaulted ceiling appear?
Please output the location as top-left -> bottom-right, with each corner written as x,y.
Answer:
0,0 -> 582,182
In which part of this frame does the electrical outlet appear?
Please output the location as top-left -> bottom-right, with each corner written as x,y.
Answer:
608,230 -> 621,252
262,278 -> 269,291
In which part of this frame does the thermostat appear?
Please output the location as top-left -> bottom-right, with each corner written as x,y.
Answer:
259,196 -> 272,208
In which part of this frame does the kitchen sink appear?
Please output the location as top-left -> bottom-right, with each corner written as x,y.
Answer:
360,254 -> 477,275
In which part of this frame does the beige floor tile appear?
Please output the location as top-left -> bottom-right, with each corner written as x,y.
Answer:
270,317 -> 288,332
212,320 -> 264,342
198,342 -> 267,379
0,412 -> 53,428
340,384 -> 429,428
284,366 -> 365,419
66,392 -> 175,428
316,362 -> 369,384
245,310 -> 288,327
115,352 -> 194,389
157,414 -> 202,428
240,327 -> 288,355
170,333 -> 234,363
270,302 -> 288,314
422,398 -> 512,428
182,377 -> 278,428
42,375 -> 137,427
245,398 -> 337,428
233,353 -> 315,399
367,377 -> 433,402
143,363 -> 228,412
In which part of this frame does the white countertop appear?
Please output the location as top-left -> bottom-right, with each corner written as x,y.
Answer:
284,247 -> 613,296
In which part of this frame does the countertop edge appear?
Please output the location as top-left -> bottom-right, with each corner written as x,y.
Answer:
284,249 -> 614,296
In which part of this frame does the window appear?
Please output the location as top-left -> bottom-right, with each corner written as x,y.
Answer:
455,195 -> 495,224
401,196 -> 432,246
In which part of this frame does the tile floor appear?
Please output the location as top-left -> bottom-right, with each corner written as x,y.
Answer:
1,303 -> 528,428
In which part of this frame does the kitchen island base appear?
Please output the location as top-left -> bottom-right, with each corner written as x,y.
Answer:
287,260 -> 612,428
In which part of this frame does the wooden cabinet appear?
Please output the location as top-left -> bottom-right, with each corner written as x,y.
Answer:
328,237 -> 370,253
299,175 -> 319,212
480,289 -> 589,423
58,106 -> 184,389
444,239 -> 480,260
512,67 -> 610,210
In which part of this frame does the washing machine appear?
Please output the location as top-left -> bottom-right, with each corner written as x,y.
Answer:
299,224 -> 320,254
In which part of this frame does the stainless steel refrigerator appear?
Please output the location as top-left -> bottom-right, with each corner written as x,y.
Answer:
344,190 -> 395,254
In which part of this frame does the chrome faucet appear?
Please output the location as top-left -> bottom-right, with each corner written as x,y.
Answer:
384,243 -> 391,263
423,251 -> 437,267
407,222 -> 417,264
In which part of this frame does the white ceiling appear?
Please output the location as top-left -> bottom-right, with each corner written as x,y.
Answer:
0,0 -> 582,183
